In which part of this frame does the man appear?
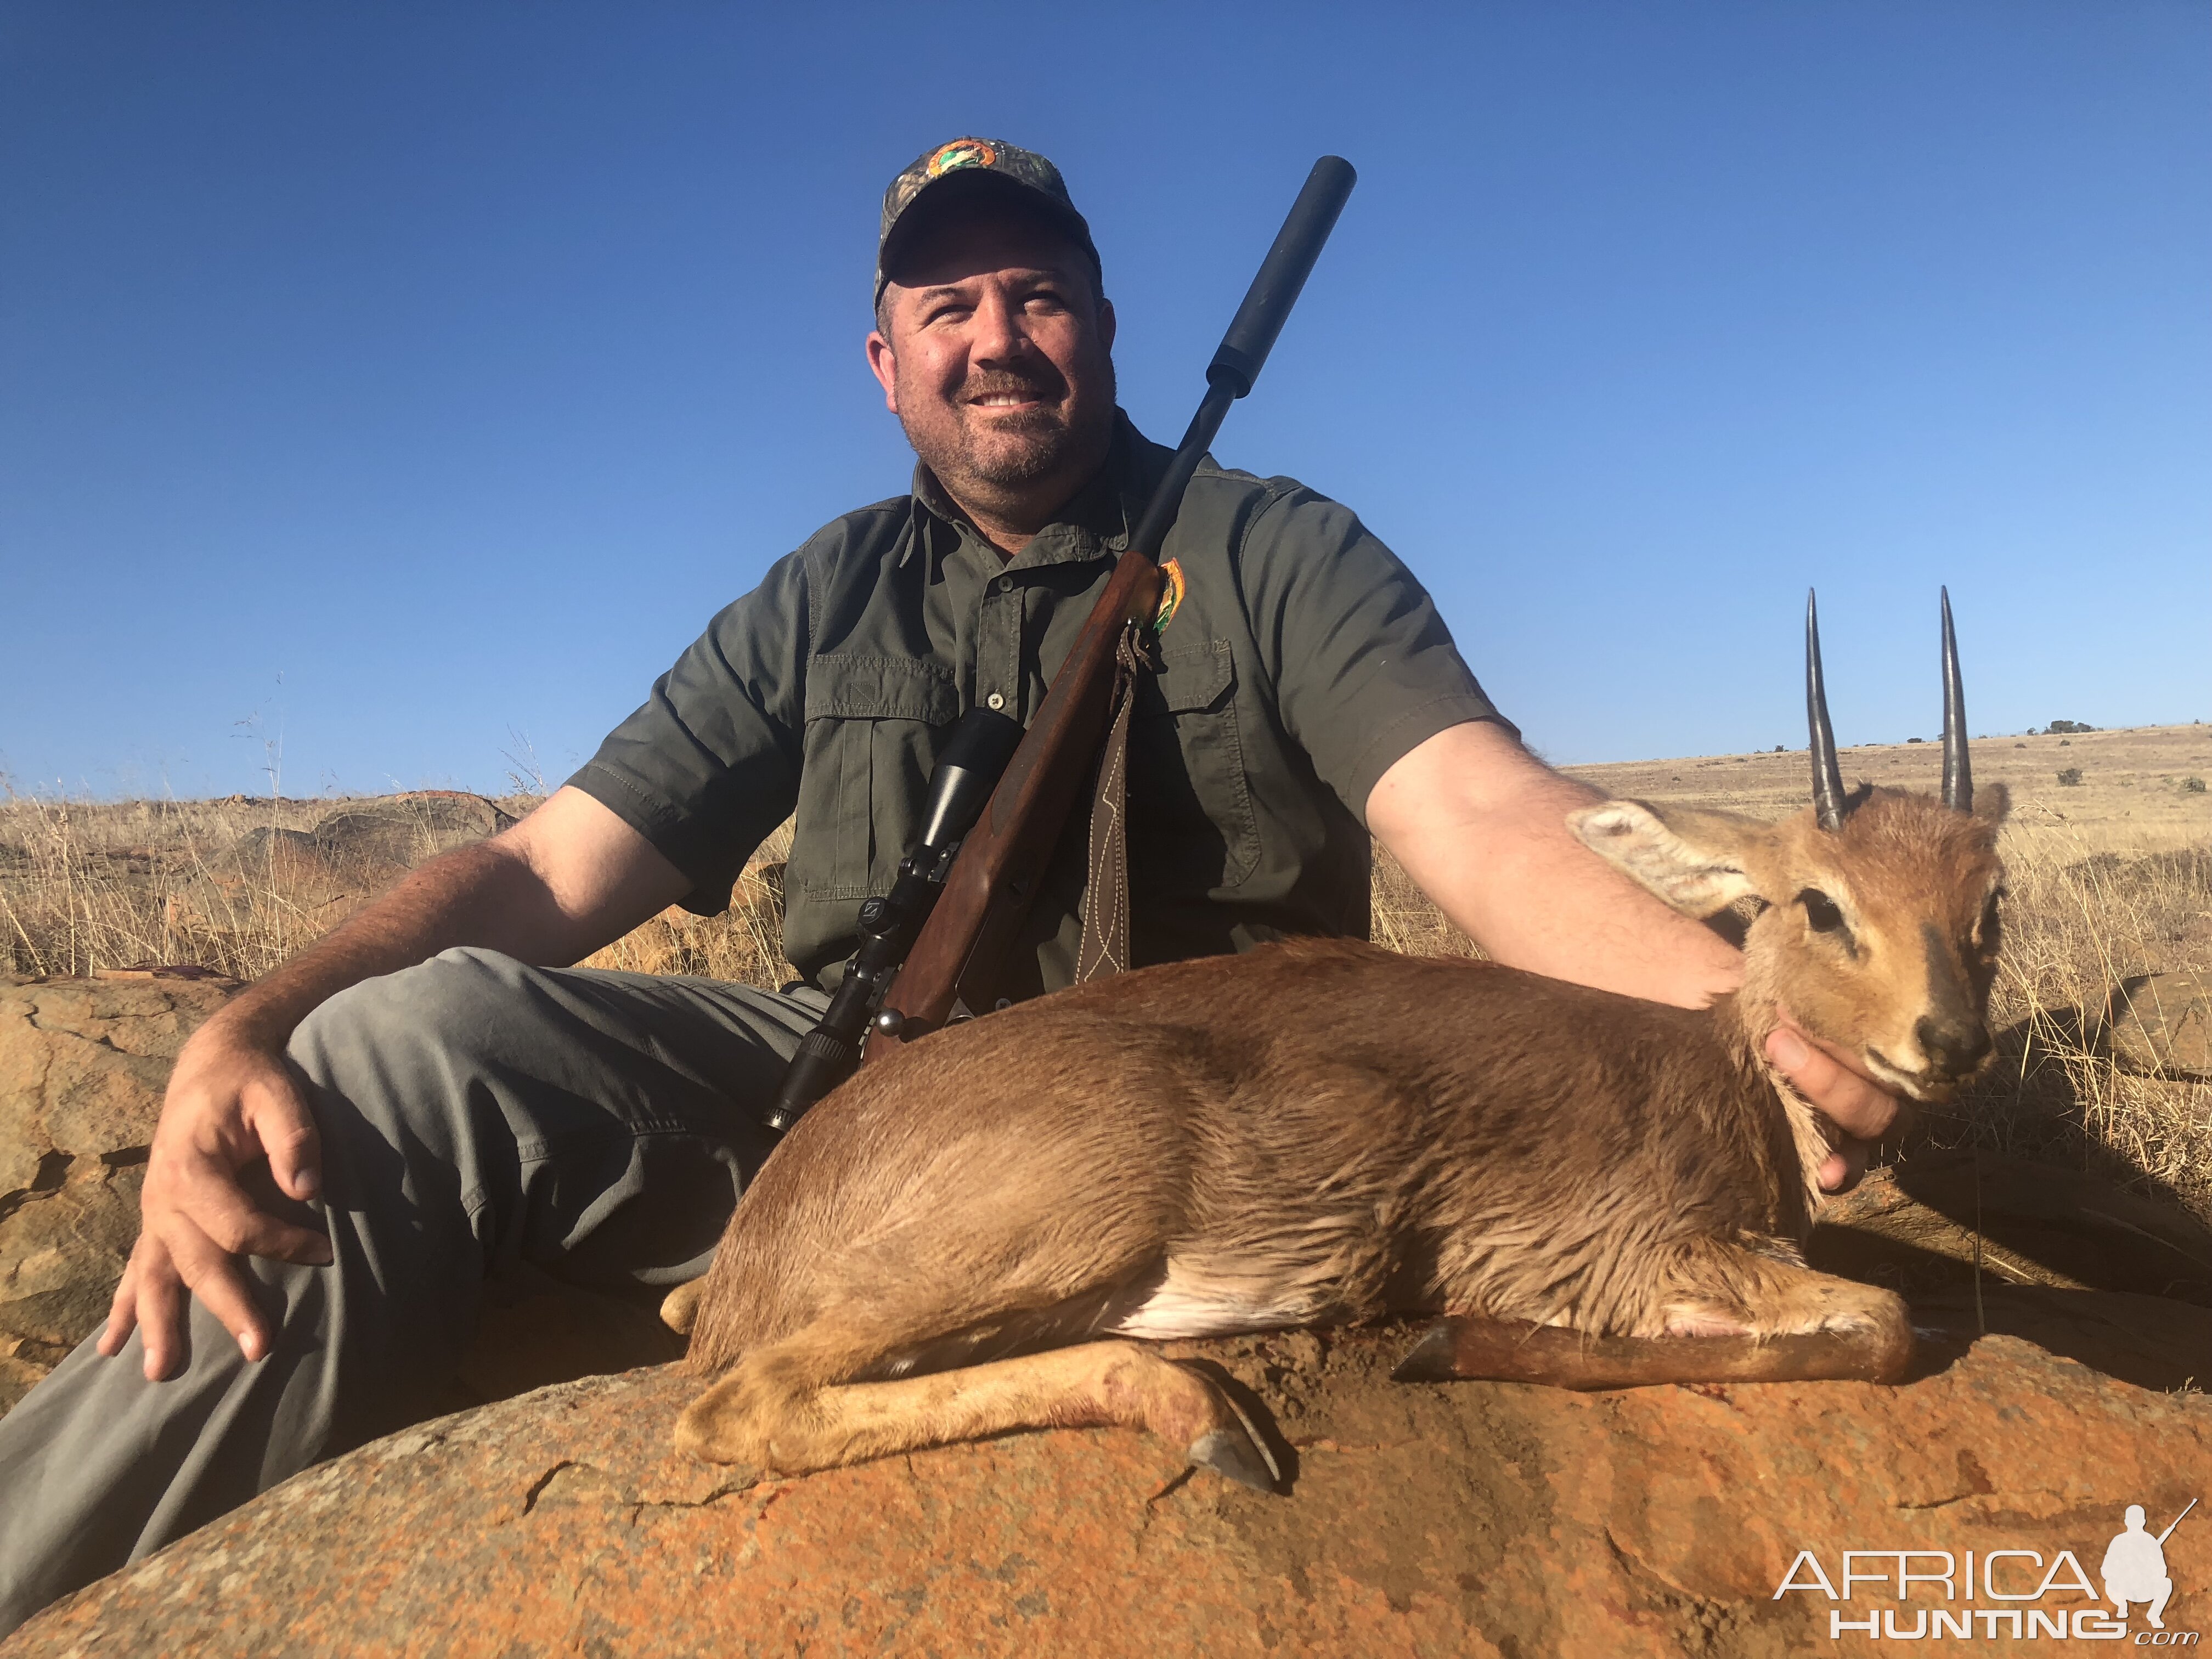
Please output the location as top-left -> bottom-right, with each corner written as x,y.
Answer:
0,138 -> 1900,1635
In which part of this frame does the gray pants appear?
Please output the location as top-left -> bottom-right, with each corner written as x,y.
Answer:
0,948 -> 825,1638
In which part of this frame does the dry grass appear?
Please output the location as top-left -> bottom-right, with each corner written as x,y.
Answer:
1370,840 -> 1482,960
0,784 -> 797,988
0,792 -> 330,980
574,821 -> 798,985
0,788 -> 544,982
1934,833 -> 2212,1218
6,725 -> 2206,1217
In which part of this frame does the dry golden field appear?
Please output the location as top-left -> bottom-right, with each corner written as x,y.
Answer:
5,723 -> 2207,1216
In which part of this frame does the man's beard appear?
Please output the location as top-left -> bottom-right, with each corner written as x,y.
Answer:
899,362 -> 1116,493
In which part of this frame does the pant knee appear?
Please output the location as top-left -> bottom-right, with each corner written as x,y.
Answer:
287,947 -> 535,1148
293,948 -> 523,1072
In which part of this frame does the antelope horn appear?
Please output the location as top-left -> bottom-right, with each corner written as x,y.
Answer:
1940,586 -> 1972,813
1806,589 -> 1848,832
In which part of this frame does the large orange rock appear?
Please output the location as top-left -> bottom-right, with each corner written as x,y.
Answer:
0,972 -> 239,1410
0,972 -> 678,1420
8,1293 -> 2208,1657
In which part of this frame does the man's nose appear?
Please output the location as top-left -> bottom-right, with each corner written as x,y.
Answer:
969,290 -> 1031,361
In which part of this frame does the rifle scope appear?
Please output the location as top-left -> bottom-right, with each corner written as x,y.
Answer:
763,707 -> 1021,1132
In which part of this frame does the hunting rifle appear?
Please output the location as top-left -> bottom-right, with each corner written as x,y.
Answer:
764,154 -> 1357,1133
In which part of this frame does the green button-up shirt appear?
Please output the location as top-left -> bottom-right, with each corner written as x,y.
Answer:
571,413 -> 1512,997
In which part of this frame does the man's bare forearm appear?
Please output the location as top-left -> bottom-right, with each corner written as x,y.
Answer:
211,843 -> 579,1045
1436,763 -> 1738,1005
1369,721 -> 1741,1009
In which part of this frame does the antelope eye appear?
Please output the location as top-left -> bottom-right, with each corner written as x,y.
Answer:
1978,889 -> 2005,947
1798,888 -> 1848,936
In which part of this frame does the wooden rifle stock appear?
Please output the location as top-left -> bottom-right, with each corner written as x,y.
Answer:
866,546 -> 1165,1051
865,156 -> 1356,1060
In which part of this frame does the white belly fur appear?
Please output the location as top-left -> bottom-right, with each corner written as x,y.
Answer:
1104,1260 -> 1320,1340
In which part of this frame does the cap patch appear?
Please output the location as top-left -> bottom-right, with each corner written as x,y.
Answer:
927,139 -> 998,179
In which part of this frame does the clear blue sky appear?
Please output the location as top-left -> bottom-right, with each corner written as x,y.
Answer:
4,2 -> 2207,799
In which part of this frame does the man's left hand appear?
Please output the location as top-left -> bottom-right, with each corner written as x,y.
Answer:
1764,1022 -> 1910,1193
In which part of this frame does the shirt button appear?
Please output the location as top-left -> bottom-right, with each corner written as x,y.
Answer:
992,577 -> 1012,595
986,692 -> 1006,710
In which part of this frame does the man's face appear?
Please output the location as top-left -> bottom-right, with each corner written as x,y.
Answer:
868,195 -> 1116,529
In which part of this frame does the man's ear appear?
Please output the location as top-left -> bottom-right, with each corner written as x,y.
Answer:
866,329 -> 898,414
1096,295 -> 1116,352
1570,799 -> 1773,919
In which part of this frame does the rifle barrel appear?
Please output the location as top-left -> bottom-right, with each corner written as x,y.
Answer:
2157,1497 -> 2197,1544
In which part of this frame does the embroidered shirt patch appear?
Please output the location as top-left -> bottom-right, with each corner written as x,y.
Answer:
1153,558 -> 1186,632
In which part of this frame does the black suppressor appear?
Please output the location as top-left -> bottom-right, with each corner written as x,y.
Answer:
763,706 -> 1022,1132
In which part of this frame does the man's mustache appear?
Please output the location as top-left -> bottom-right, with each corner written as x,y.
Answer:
958,369 -> 1066,407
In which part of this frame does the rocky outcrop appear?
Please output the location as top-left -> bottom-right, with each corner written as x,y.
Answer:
7,1298 -> 2208,1657
0,972 -> 240,1411
166,791 -> 519,952
2108,969 -> 2212,1082
215,791 -> 518,878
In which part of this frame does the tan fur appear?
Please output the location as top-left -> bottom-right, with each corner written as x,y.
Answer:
675,783 -> 2007,1480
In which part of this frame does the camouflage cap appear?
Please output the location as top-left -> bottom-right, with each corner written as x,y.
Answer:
875,137 -> 1101,307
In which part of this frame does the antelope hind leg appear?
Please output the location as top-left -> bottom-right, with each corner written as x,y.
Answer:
1397,1256 -> 1914,1389
678,1338 -> 1280,1491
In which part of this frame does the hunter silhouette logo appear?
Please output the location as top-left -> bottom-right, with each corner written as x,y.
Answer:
2105,1501 -> 2194,1632
1773,1497 -> 2199,1642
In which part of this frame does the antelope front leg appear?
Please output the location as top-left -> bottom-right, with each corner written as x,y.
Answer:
1396,1256 -> 1914,1389
677,1339 -> 1282,1491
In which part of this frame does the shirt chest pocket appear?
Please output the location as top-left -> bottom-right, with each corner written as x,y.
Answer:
791,654 -> 961,900
1130,638 -> 1260,891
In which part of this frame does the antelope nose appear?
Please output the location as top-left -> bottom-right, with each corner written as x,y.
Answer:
1916,1017 -> 1990,1078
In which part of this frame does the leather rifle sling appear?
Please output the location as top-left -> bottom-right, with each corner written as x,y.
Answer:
1073,620 -> 1144,982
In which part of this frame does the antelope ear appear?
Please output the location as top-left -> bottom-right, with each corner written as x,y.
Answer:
1569,799 -> 1771,919
1973,780 -> 2011,827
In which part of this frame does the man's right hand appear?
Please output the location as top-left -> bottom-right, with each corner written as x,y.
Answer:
98,1018 -> 335,1379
